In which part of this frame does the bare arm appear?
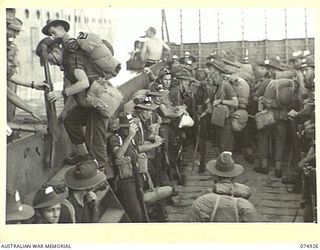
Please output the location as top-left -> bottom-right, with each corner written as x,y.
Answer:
7,87 -> 41,121
113,123 -> 139,158
47,68 -> 90,102
138,141 -> 162,152
10,73 -> 49,90
222,97 -> 238,108
64,69 -> 90,96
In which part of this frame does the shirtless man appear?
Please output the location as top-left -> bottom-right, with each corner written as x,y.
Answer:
140,27 -> 171,67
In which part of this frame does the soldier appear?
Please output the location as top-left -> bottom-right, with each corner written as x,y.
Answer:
202,58 -> 238,152
256,77 -> 298,178
288,55 -> 315,122
32,186 -> 75,224
64,160 -> 106,223
37,22 -> 111,173
194,69 -> 210,173
254,58 -> 288,176
174,70 -> 199,150
187,152 -> 258,222
168,55 -> 183,76
175,69 -> 198,118
109,113 -> 146,222
180,51 -> 197,76
133,95 -> 164,186
227,75 -> 254,163
140,27 -> 171,67
147,86 -> 173,185
7,10 -> 47,123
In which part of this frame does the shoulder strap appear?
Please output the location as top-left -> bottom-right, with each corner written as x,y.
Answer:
233,197 -> 239,222
61,199 -> 76,223
210,195 -> 221,222
116,133 -> 123,146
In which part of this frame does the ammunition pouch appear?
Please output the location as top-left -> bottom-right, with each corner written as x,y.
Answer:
115,156 -> 133,179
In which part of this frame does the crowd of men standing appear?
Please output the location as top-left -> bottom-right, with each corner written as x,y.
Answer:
6,9 -> 315,223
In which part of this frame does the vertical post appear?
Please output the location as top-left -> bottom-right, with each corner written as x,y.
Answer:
73,9 -> 76,37
161,9 -> 165,41
304,8 -> 309,50
264,9 -> 268,59
217,9 -> 220,51
198,9 -> 202,68
241,10 -> 245,61
163,9 -> 170,44
180,9 -> 183,57
284,9 -> 289,65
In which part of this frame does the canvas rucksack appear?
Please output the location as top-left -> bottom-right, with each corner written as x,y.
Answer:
274,78 -> 297,108
227,76 -> 250,109
76,32 -> 121,79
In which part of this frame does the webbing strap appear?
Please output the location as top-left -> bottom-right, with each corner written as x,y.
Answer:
210,195 -> 220,222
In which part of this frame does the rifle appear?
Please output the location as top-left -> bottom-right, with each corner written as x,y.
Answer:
283,118 -> 302,193
192,114 -> 201,170
301,165 -> 316,222
135,173 -> 150,222
132,127 -> 150,222
40,43 -> 60,167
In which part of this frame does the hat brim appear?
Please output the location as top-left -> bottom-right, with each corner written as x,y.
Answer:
6,204 -> 35,222
64,167 -> 106,190
205,62 -> 230,74
206,159 -> 244,178
182,64 -> 198,70
42,20 -> 70,36
180,56 -> 197,63
267,64 -> 286,71
135,104 -> 158,110
36,37 -> 62,57
221,58 -> 241,68
33,192 -> 68,209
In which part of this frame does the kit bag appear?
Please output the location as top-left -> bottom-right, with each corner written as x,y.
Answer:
255,110 -> 275,130
86,78 -> 123,118
230,77 -> 250,108
275,78 -> 296,108
211,104 -> 229,127
231,110 -> 248,132
274,70 -> 296,80
231,119 -> 247,132
76,32 -> 121,79
115,156 -> 133,179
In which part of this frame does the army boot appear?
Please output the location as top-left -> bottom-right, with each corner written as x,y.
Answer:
254,158 -> 268,174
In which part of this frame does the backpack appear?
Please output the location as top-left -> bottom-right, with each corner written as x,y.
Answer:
275,78 -> 297,108
231,71 -> 255,89
228,76 -> 250,109
76,32 -> 121,79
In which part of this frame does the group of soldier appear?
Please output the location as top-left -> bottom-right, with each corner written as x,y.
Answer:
6,8 -> 315,223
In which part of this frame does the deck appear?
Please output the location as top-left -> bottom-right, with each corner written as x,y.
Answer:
166,143 -> 304,223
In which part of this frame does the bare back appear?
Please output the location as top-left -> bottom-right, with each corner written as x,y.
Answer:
141,37 -> 166,61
